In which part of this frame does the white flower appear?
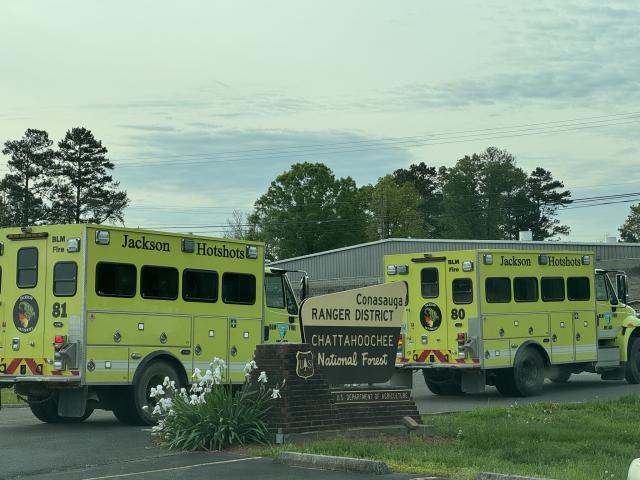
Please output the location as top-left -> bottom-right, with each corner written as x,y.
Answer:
213,366 -> 222,384
155,385 -> 165,396
243,360 -> 258,376
192,368 -> 202,381
271,388 -> 281,399
152,404 -> 162,415
162,376 -> 171,387
258,371 -> 268,384
159,397 -> 173,410
150,387 -> 157,398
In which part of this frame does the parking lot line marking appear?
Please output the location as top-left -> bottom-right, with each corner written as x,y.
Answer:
81,457 -> 264,480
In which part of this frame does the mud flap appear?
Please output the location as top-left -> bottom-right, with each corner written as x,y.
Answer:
461,369 -> 486,393
58,387 -> 88,417
389,368 -> 413,388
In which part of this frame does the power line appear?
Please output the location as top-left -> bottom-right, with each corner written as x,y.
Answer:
111,111 -> 640,163
113,117 -> 640,169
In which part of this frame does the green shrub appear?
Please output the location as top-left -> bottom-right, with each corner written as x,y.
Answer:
148,358 -> 282,450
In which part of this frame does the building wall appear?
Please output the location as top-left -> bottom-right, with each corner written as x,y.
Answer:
272,239 -> 640,303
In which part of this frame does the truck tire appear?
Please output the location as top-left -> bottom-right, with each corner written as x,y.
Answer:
29,397 -> 93,423
512,348 -> 545,396
114,361 -> 181,426
625,337 -> 640,384
422,369 -> 462,395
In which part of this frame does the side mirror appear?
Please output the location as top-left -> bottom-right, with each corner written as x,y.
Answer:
300,275 -> 309,302
617,274 -> 629,305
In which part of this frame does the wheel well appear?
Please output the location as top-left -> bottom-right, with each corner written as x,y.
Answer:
628,328 -> 640,357
516,342 -> 550,368
132,352 -> 189,387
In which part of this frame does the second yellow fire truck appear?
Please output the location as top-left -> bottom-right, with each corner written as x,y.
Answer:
385,249 -> 640,396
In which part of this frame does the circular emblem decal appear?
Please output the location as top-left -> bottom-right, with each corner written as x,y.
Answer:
13,294 -> 40,333
419,302 -> 442,331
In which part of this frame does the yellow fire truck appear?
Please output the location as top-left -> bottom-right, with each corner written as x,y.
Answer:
0,224 -> 303,424
385,249 -> 640,396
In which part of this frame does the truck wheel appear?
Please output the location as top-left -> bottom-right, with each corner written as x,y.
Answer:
512,348 -> 545,396
625,338 -> 640,384
547,367 -> 571,384
115,361 -> 181,426
422,370 -> 462,395
29,397 -> 93,423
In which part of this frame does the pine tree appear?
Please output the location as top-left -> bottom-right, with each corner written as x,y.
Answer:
1,129 -> 54,226
50,127 -> 129,224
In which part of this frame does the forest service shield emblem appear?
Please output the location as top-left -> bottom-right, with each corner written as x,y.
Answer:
295,350 -> 314,379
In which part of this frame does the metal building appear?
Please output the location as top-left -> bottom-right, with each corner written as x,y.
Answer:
270,238 -> 640,301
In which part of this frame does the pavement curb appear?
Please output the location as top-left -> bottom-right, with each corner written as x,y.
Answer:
274,451 -> 390,475
477,473 -> 558,480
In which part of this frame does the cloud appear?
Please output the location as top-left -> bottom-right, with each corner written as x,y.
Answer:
115,127 -> 412,230
119,124 -> 177,132
382,1 -> 640,110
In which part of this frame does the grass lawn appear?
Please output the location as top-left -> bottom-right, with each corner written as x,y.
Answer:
0,388 -> 23,406
258,396 -> 640,480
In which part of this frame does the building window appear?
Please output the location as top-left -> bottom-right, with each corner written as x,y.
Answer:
452,278 -> 473,304
141,266 -> 178,300
567,277 -> 590,301
17,247 -> 38,288
183,269 -> 218,303
541,277 -> 565,302
421,268 -> 439,298
96,262 -> 136,297
54,262 -> 77,297
486,277 -> 511,303
222,273 -> 256,305
514,277 -> 538,302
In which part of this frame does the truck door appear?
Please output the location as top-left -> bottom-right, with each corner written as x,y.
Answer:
2,234 -> 48,376
595,272 -> 618,337
412,257 -> 448,363
264,272 -> 300,343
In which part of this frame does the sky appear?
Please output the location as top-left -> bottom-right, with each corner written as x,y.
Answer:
1,1 -> 639,243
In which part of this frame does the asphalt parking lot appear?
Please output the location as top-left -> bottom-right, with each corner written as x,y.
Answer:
2,372 -> 639,479
0,408 -> 428,480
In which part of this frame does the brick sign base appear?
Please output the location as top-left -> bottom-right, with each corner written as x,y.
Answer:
253,343 -> 421,434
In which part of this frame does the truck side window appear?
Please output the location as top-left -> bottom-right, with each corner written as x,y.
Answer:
595,274 -> 608,301
486,277 -> 511,303
183,269 -> 218,303
222,273 -> 256,305
141,266 -> 178,300
567,277 -> 590,301
17,247 -> 38,288
541,277 -> 565,302
54,262 -> 77,297
452,278 -> 473,304
265,274 -> 285,308
421,268 -> 439,298
514,277 -> 538,302
96,262 -> 136,297
285,280 -> 299,315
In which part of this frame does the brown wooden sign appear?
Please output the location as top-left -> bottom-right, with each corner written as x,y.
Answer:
299,282 -> 407,384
